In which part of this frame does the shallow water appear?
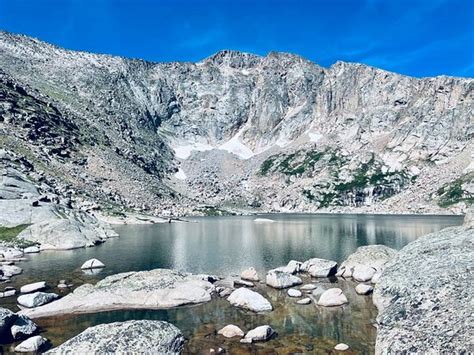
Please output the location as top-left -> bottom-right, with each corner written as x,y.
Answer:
0,213 -> 463,353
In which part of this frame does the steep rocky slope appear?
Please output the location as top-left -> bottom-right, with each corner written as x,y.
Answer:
0,31 -> 472,216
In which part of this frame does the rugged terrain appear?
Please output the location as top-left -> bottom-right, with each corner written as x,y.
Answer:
0,31 -> 472,218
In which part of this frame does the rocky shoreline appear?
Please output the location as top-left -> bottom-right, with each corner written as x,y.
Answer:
2,215 -> 470,353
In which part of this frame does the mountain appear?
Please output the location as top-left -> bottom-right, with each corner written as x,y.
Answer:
0,31 -> 472,216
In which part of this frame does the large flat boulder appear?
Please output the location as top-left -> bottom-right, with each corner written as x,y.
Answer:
373,226 -> 473,354
20,269 -> 214,318
47,320 -> 184,354
301,258 -> 338,277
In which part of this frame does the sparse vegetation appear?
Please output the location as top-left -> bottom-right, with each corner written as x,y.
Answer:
0,224 -> 35,247
437,173 -> 474,207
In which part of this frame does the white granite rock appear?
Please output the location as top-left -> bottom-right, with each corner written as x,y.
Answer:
217,324 -> 244,338
227,288 -> 272,312
317,288 -> 348,307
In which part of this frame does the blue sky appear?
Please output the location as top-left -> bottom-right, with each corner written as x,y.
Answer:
0,0 -> 473,77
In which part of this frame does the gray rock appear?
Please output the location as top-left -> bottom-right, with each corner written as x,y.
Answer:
11,315 -> 38,340
20,269 -> 213,318
23,246 -> 40,254
337,245 -> 397,282
217,324 -> 244,338
46,320 -> 184,354
20,281 -> 46,294
227,287 -> 272,312
317,288 -> 348,307
300,284 -> 318,291
266,270 -> 302,289
17,292 -> 59,308
287,288 -> 302,297
243,325 -> 275,343
80,258 -> 105,269
240,267 -> 259,281
0,307 -> 17,337
1,264 -> 22,277
301,258 -> 338,277
296,297 -> 312,305
355,284 -> 373,295
335,343 -> 349,351
374,226 -> 474,354
15,335 -> 47,352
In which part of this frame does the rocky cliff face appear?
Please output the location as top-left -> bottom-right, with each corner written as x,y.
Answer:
0,31 -> 472,216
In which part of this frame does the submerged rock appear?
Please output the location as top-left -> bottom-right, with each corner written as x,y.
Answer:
227,287 -> 272,312
240,267 -> 259,281
301,258 -> 337,277
0,307 -> 17,337
17,292 -> 59,308
317,288 -> 348,307
80,258 -> 105,269
217,324 -> 244,338
266,270 -> 302,289
242,325 -> 275,343
47,320 -> 184,354
20,269 -> 214,318
15,335 -> 47,352
374,226 -> 474,354
234,279 -> 254,287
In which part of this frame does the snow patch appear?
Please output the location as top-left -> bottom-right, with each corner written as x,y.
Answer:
219,135 -> 254,159
174,168 -> 187,180
308,132 -> 323,143
173,143 -> 214,159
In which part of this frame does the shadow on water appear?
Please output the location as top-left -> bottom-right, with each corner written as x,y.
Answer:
0,213 -> 463,353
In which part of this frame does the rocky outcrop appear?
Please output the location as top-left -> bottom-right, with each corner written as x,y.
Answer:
20,269 -> 214,318
373,226 -> 473,354
47,320 -> 184,354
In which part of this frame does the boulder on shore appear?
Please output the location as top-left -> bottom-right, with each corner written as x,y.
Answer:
266,270 -> 302,289
227,287 -> 272,312
374,226 -> 474,354
15,335 -> 47,352
20,282 -> 46,294
46,320 -> 184,354
242,325 -> 275,343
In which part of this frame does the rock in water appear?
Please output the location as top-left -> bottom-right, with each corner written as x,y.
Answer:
14,335 -> 47,352
296,297 -> 311,305
334,343 -> 349,351
242,325 -> 275,343
47,320 -> 184,354
11,315 -> 38,340
317,288 -> 348,307
17,292 -> 59,308
300,284 -> 318,291
217,324 -> 245,338
227,288 -> 272,312
355,284 -> 373,295
0,307 -> 17,337
266,270 -> 302,289
287,289 -> 302,297
23,246 -> 40,254
240,267 -> 259,281
80,258 -> 105,269
301,258 -> 338,277
374,226 -> 474,354
352,264 -> 377,282
253,218 -> 275,223
20,282 -> 46,294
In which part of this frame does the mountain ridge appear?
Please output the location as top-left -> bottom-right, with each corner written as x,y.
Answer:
0,30 -> 472,216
